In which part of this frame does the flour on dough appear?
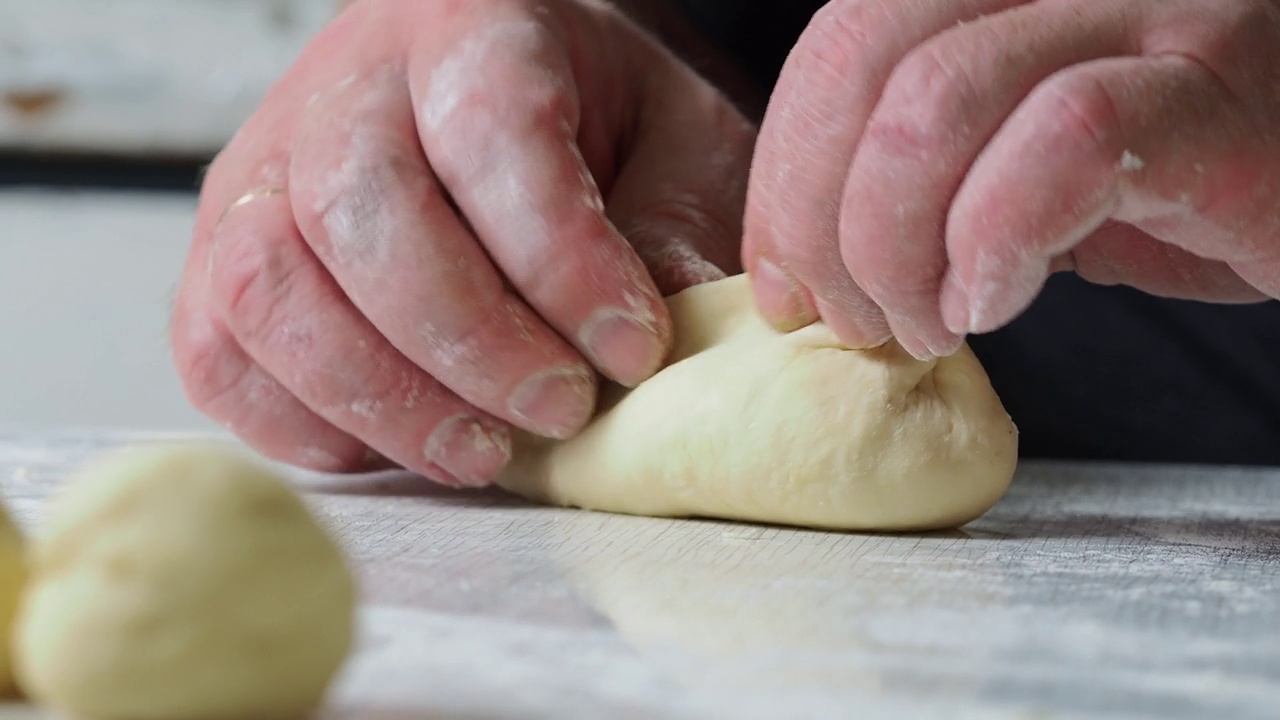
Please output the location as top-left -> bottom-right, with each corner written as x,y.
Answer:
498,274 -> 1018,531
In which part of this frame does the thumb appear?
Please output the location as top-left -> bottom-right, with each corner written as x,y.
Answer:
604,62 -> 754,296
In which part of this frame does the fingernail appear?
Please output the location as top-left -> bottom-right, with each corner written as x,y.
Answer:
752,258 -> 818,331
900,334 -> 961,362
423,414 -> 512,488
580,308 -> 665,387
815,298 -> 892,350
906,320 -> 965,361
940,280 -> 970,336
899,335 -> 937,362
425,462 -> 465,488
508,366 -> 596,439
966,259 -> 1046,335
929,332 -> 965,358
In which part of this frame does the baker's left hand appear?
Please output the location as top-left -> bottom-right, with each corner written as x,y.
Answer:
743,0 -> 1280,359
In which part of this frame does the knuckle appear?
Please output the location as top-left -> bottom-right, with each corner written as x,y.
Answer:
422,22 -> 573,135
869,46 -> 973,155
796,0 -> 880,84
508,82 -> 575,134
209,228 -> 300,345
171,311 -> 252,414
294,145 -> 419,262
1035,71 -> 1121,150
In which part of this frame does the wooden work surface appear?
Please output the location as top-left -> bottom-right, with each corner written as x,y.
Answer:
0,431 -> 1276,719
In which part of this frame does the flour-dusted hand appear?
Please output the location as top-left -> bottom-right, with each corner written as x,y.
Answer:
743,0 -> 1280,360
172,0 -> 754,486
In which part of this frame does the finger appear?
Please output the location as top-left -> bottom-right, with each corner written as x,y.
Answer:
171,300 -> 378,475
208,191 -> 513,488
172,211 -> 376,474
941,53 -> 1280,334
1067,221 -> 1266,302
742,0 -> 1027,345
176,101 -> 393,474
839,0 -> 1134,359
606,44 -> 752,295
408,10 -> 672,385
289,66 -> 597,441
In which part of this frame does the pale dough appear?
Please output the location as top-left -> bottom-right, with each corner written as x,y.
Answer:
13,442 -> 356,720
499,274 -> 1018,531
0,498 -> 24,696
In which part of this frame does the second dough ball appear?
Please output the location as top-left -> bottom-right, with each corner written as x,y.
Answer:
13,442 -> 356,720
0,498 -> 24,696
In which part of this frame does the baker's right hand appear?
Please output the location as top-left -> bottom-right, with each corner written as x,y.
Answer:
170,0 -> 754,487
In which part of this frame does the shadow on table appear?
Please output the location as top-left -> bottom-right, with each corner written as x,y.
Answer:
302,470 -> 531,507
303,470 -> 991,540
972,513 -> 1280,554
301,469 -> 1280,556
320,705 -> 545,720
0,700 -> 40,718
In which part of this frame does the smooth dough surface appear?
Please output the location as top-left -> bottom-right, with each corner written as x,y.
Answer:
499,274 -> 1018,531
0,498 -> 24,696
14,442 -> 356,720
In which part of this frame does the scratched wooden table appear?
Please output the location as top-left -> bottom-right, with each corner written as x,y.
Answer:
0,432 -> 1276,720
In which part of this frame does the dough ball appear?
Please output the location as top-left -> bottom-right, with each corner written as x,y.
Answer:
499,274 -> 1018,531
14,442 -> 356,720
0,498 -> 25,696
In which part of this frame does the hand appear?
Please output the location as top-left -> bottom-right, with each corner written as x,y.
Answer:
743,0 -> 1280,360
171,0 -> 754,486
